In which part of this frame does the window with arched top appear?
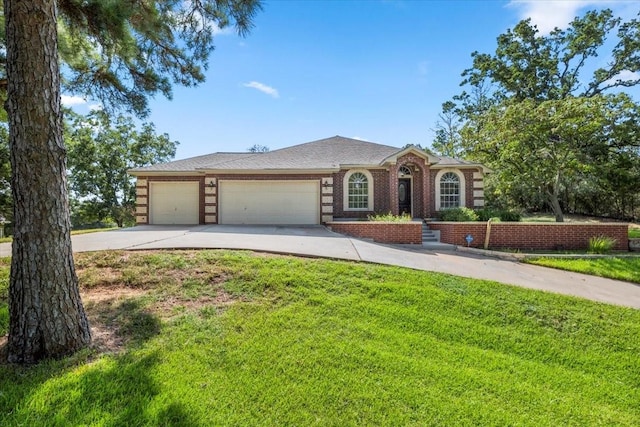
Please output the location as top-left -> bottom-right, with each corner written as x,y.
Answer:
440,172 -> 460,209
343,170 -> 374,211
348,172 -> 368,209
398,166 -> 412,177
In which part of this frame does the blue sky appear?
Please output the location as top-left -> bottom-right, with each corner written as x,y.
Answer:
63,0 -> 640,160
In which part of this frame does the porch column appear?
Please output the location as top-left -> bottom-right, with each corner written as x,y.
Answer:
389,164 -> 399,215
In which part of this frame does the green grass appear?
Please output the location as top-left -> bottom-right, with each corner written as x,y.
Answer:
630,227 -> 640,239
1,250 -> 640,425
526,256 -> 640,284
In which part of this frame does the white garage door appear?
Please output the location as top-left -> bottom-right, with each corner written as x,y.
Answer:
219,180 -> 320,225
149,182 -> 199,224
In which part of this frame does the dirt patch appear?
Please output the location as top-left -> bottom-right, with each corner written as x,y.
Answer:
150,288 -> 238,317
81,286 -> 150,355
1,250 -> 251,361
82,286 -> 148,304
81,283 -> 237,355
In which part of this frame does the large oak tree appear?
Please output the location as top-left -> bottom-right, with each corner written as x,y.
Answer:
4,0 -> 261,364
439,9 -> 640,221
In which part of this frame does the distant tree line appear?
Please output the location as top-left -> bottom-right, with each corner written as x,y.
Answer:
0,111 -> 178,232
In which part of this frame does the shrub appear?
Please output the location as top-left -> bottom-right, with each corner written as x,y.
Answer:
475,208 -> 499,221
475,208 -> 521,222
499,210 -> 522,222
588,235 -> 617,254
368,212 -> 412,222
439,207 -> 479,222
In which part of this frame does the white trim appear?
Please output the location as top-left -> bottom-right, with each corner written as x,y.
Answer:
434,169 -> 466,211
343,169 -> 374,211
380,145 -> 439,165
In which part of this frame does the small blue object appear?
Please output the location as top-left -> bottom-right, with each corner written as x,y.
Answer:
465,234 -> 474,246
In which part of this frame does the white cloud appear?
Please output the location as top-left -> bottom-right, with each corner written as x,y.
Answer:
351,136 -> 371,141
211,22 -> 233,36
507,1 -> 611,34
604,70 -> 640,86
242,81 -> 279,98
61,95 -> 87,106
88,103 -> 103,111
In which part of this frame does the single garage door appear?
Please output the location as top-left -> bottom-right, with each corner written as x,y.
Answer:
219,180 -> 320,225
149,182 -> 199,224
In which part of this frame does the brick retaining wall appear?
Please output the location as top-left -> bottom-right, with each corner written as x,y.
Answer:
328,221 -> 422,244
428,222 -> 629,251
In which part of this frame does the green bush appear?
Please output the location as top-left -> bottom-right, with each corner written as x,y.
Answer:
368,212 -> 412,222
474,208 -> 521,222
588,235 -> 617,254
439,207 -> 479,222
499,210 -> 522,222
475,208 -> 498,221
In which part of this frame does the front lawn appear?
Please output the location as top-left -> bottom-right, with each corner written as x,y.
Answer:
1,250 -> 639,425
526,257 -> 640,284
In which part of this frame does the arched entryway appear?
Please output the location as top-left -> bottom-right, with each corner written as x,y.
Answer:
398,165 -> 413,215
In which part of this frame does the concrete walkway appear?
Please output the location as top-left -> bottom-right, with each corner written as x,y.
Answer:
1,225 -> 639,309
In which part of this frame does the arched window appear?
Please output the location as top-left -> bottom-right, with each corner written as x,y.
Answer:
440,171 -> 460,209
348,172 -> 368,209
398,166 -> 412,177
343,170 -> 374,211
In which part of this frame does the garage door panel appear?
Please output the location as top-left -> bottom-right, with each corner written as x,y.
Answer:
220,180 -> 319,225
150,182 -> 199,225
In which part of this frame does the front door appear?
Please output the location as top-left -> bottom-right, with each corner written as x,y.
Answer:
398,178 -> 411,215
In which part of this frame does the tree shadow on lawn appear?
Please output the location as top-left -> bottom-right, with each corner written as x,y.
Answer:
0,296 -> 202,426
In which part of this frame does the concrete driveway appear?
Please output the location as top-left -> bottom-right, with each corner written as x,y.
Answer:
1,225 -> 639,309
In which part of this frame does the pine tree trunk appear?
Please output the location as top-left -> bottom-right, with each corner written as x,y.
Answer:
5,0 -> 91,363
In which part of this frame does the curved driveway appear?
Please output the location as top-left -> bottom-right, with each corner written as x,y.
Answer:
1,225 -> 639,309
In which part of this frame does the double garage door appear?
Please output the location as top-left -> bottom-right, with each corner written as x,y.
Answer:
149,180 -> 320,225
219,180 -> 320,225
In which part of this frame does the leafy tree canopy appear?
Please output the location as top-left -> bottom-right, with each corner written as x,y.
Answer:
247,144 -> 270,153
0,0 -> 262,117
457,9 -> 640,113
440,8 -> 640,221
465,94 -> 639,222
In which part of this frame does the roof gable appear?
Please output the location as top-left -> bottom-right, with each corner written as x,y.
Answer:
380,145 -> 439,165
201,136 -> 400,170
129,135 -> 487,174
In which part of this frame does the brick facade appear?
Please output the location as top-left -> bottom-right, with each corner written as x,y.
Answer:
136,165 -> 484,225
333,169 -> 390,218
428,222 -> 630,251
327,221 -> 422,244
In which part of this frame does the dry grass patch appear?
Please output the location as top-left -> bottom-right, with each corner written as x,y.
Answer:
74,251 -> 241,356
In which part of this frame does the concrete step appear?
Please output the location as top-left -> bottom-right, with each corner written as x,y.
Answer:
421,223 -> 440,245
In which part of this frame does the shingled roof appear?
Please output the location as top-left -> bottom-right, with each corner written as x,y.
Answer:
129,135 -> 483,173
